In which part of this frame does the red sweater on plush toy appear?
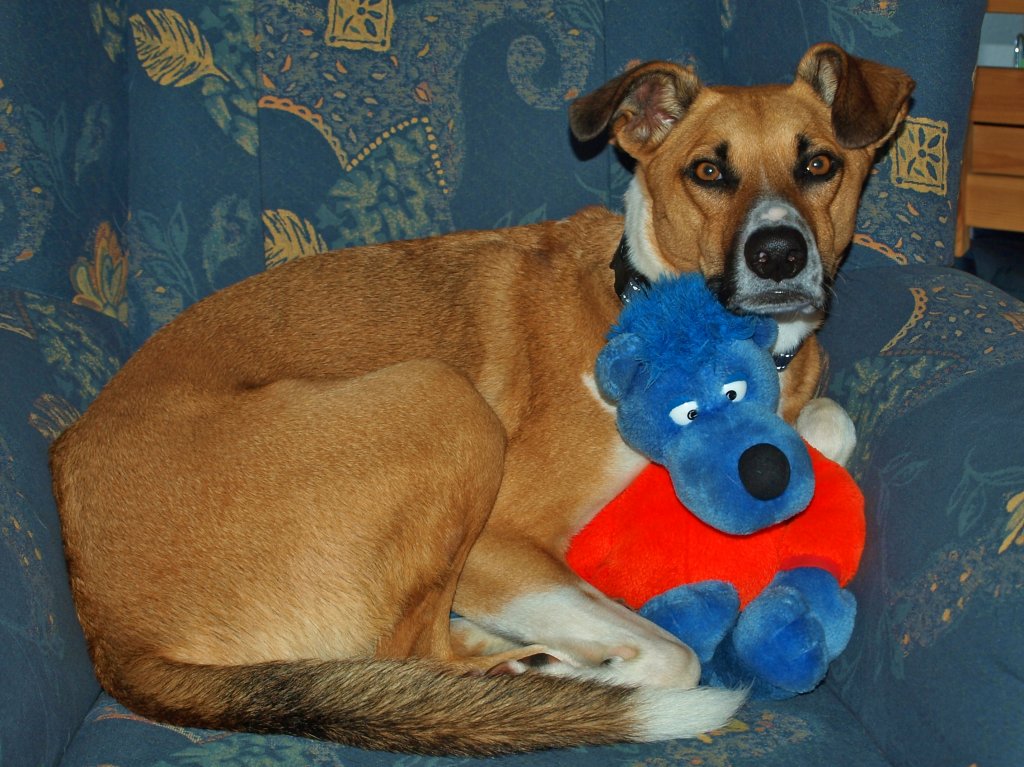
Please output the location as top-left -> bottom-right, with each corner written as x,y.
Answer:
567,443 -> 865,610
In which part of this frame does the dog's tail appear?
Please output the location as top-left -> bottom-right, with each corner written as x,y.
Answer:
115,654 -> 744,756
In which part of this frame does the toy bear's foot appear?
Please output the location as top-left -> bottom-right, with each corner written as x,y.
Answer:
699,568 -> 857,699
769,567 -> 856,661
639,581 -> 739,664
729,582 -> 830,695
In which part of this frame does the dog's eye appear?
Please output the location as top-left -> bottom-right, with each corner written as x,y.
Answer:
693,161 -> 723,182
669,400 -> 699,425
805,154 -> 833,177
722,380 -> 747,402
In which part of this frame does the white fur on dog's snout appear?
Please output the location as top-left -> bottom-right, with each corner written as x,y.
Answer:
760,206 -> 790,223
796,397 -> 857,466
732,198 -> 825,315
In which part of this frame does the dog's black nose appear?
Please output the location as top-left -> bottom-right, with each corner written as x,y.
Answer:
744,226 -> 807,282
738,443 -> 791,501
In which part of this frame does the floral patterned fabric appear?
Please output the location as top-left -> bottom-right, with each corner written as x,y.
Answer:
3,1 -> 1022,766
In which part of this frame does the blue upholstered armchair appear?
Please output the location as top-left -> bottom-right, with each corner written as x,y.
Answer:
3,1 -> 1022,765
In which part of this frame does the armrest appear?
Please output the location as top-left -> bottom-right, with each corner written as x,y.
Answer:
817,265 -> 1024,767
0,289 -> 129,767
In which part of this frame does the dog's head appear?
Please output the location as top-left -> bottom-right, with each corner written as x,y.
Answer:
571,43 -> 914,328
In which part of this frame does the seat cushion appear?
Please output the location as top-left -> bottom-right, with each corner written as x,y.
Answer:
61,686 -> 889,767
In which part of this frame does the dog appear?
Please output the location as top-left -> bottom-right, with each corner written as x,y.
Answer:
50,43 -> 913,756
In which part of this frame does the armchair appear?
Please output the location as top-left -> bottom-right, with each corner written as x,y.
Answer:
3,1 -> 1020,765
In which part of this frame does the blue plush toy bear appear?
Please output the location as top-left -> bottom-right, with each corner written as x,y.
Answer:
591,274 -> 857,699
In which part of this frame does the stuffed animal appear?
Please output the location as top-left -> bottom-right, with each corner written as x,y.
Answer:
568,275 -> 865,699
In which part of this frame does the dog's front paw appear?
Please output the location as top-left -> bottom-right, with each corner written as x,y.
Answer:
796,397 -> 856,466
730,584 -> 829,695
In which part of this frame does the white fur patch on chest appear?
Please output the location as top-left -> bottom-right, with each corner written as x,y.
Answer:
772,308 -> 824,356
578,372 -> 648,532
582,371 -> 616,416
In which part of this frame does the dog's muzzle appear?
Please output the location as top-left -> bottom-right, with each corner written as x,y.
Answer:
729,199 -> 825,315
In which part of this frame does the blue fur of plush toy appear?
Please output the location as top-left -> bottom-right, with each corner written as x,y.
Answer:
596,274 -> 814,534
596,274 -> 855,698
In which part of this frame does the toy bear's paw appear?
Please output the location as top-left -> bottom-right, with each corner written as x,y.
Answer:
639,581 -> 740,664
732,584 -> 829,694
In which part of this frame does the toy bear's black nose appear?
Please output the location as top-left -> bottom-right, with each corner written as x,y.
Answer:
738,443 -> 791,501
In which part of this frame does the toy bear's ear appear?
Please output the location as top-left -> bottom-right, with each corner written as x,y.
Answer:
751,317 -> 778,351
596,333 -> 645,403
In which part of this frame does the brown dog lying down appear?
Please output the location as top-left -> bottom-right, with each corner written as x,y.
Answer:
51,43 -> 912,756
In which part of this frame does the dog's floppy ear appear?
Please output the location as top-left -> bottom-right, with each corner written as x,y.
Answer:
569,61 -> 701,158
595,333 -> 645,404
795,43 -> 915,149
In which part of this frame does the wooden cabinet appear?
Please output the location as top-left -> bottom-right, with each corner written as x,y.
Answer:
955,0 -> 1024,255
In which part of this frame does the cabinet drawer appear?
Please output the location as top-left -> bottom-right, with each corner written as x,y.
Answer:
973,67 -> 1024,126
987,0 -> 1024,12
963,173 -> 1024,232
972,124 -> 1024,176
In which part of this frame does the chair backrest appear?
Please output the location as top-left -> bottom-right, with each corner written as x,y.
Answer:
2,1 -> 988,343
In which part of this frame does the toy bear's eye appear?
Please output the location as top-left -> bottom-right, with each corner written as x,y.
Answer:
722,380 -> 747,402
669,400 -> 699,425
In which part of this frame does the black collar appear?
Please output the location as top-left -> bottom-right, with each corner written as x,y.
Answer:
772,348 -> 798,372
610,233 -> 801,372
610,234 -> 650,304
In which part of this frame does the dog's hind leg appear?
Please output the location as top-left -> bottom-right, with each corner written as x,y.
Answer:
266,359 -> 509,665
87,358 -> 508,673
